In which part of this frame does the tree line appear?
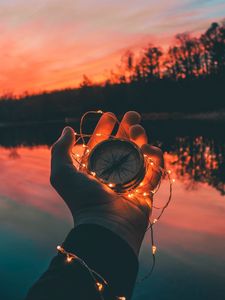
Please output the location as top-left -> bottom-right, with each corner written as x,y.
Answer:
0,21 -> 225,123
111,21 -> 225,82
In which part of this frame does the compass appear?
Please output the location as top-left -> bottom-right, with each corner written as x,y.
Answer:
87,139 -> 146,193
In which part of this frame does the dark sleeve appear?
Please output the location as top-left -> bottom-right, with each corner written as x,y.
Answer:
25,224 -> 139,300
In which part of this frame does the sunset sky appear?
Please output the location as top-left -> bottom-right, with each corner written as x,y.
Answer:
1,0 -> 225,95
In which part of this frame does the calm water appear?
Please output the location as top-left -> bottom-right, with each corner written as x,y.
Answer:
0,121 -> 225,300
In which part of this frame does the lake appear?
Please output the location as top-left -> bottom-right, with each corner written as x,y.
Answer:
0,120 -> 225,300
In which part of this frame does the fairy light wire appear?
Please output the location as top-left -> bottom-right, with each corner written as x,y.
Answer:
60,110 -> 174,295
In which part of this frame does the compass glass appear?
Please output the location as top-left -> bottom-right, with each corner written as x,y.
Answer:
87,139 -> 145,192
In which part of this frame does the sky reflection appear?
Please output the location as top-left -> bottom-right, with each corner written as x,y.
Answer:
0,146 -> 225,300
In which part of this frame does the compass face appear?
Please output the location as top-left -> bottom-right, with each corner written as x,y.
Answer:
87,139 -> 145,192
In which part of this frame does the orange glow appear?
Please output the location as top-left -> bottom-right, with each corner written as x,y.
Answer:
96,282 -> 104,292
0,1 -> 224,96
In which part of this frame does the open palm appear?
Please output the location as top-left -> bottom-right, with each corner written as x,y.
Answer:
50,111 -> 164,255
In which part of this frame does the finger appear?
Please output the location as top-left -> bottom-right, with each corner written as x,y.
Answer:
51,126 -> 75,165
87,112 -> 116,150
141,144 -> 164,190
129,124 -> 148,147
116,111 -> 141,139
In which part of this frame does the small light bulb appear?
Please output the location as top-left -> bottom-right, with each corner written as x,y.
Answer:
97,110 -> 103,114
152,245 -> 157,254
57,245 -> 62,251
96,282 -> 104,292
117,297 -> 126,300
140,182 -> 144,187
86,149 -> 90,153
153,219 -> 158,224
143,192 -> 148,196
135,189 -> 139,193
82,144 -> 86,148
167,170 -> 171,174
150,162 -> 154,166
172,179 -> 175,183
82,163 -> 86,167
75,153 -> 80,157
91,171 -> 96,176
96,133 -> 102,137
66,255 -> 73,263
108,183 -> 114,188
128,193 -> 133,198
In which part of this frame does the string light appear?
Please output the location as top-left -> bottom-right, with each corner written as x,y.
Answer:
96,282 -> 104,292
66,255 -> 73,263
57,245 -> 113,300
69,110 -> 174,285
108,183 -> 115,188
152,245 -> 157,255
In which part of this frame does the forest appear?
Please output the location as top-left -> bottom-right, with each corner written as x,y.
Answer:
0,21 -> 225,123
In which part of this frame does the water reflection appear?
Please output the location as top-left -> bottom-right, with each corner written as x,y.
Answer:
0,122 -> 225,299
0,145 -> 225,300
165,136 -> 225,195
1,122 -> 224,195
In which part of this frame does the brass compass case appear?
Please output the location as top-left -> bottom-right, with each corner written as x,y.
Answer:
87,139 -> 146,193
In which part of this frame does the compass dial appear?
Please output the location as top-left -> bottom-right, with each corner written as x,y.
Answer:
87,139 -> 145,192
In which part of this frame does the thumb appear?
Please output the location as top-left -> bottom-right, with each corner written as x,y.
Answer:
51,126 -> 75,162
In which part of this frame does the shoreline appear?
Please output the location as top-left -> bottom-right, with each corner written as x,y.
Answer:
0,111 -> 225,128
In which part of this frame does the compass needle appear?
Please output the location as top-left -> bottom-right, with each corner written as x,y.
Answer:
87,139 -> 145,192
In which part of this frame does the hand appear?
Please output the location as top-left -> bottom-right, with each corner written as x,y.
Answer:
50,111 -> 164,255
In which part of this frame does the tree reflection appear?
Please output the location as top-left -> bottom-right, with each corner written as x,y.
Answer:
0,125 -> 224,195
166,136 -> 225,195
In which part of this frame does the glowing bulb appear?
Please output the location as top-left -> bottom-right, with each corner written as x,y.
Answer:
152,245 -> 157,255
143,192 -> 148,196
97,110 -> 103,114
86,149 -> 90,153
108,183 -> 114,188
153,219 -> 158,224
128,193 -> 134,198
117,297 -> 126,300
74,132 -> 77,136
172,179 -> 175,183
57,245 -> 62,251
82,144 -> 86,148
140,182 -> 144,187
167,170 -> 171,174
150,162 -> 154,166
91,171 -> 96,176
96,133 -> 102,137
66,255 -> 73,263
135,189 -> 139,193
75,154 -> 80,157
82,163 -> 86,167
96,282 -> 104,292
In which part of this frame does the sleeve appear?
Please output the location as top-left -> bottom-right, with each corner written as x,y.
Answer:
25,224 -> 139,300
